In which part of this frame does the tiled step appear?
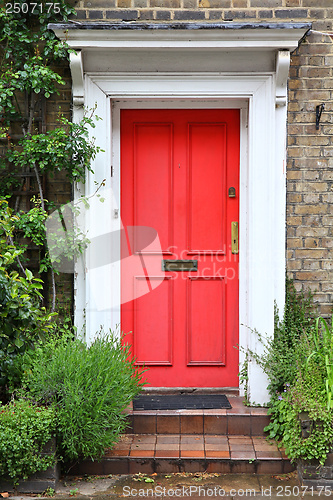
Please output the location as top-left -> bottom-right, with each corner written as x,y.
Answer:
69,434 -> 294,476
126,397 -> 270,436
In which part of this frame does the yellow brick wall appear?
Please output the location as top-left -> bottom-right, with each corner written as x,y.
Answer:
61,2 -> 333,313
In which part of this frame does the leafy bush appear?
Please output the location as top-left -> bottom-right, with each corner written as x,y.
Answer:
22,331 -> 145,461
262,278 -> 315,397
0,201 -> 56,400
0,400 -> 55,484
280,379 -> 333,465
260,286 -> 333,465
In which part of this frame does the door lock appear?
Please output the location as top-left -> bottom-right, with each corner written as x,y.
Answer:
231,222 -> 239,254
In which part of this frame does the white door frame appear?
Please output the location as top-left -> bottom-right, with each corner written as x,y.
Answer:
49,23 -> 310,404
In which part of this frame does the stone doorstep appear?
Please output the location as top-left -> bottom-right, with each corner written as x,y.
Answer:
125,398 -> 270,436
68,456 -> 295,476
67,434 -> 295,476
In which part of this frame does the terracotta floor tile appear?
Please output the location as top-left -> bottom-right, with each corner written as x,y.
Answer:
157,415 -> 180,434
251,407 -> 269,415
227,416 -> 251,435
229,443 -> 255,451
203,409 -> 227,415
180,443 -> 204,450
180,450 -> 205,458
105,449 -> 130,457
133,415 -> 156,434
156,443 -> 180,450
156,410 -> 180,416
256,450 -> 282,459
129,459 -> 154,474
254,444 -> 279,451
130,449 -> 155,457
179,410 -> 204,416
181,435 -> 204,443
155,450 -> 180,458
131,443 -> 156,450
156,434 -> 180,443
132,435 -> 156,443
228,436 -> 253,442
180,415 -> 204,434
205,450 -> 230,458
204,415 -> 227,434
231,451 -> 256,459
227,407 -> 252,415
156,434 -> 180,441
205,444 -> 230,451
110,444 -> 131,451
205,435 -> 228,444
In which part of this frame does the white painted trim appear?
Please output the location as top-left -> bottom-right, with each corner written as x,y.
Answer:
60,23 -> 305,403
53,25 -> 308,51
276,50 -> 291,107
72,71 -> 286,405
69,51 -> 84,108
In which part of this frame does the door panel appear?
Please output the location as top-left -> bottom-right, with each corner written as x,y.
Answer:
188,123 -> 226,252
121,109 -> 240,387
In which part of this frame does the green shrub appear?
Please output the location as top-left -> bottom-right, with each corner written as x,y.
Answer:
0,400 -> 55,484
264,278 -> 315,397
0,201 -> 56,401
23,330 -> 145,461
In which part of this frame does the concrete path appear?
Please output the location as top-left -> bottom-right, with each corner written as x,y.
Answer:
5,471 -> 329,500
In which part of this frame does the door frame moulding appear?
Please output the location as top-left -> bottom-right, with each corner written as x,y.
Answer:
49,22 -> 311,404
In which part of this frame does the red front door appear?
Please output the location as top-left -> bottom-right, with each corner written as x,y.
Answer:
121,109 -> 240,387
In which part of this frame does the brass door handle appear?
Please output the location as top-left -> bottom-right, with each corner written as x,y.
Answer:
231,221 -> 239,254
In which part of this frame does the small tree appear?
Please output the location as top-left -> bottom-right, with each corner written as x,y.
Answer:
0,1 -> 101,399
0,1 -> 99,309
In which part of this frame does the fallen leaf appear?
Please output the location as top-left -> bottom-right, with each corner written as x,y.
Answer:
0,493 -> 9,498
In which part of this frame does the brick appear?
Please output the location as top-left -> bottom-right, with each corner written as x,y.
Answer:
309,9 -> 326,19
286,0 -> 300,5
296,271 -> 328,281
84,0 -> 116,5
223,9 -> 256,19
140,9 -> 155,18
287,193 -> 302,203
72,8 -> 88,17
287,147 -> 305,157
303,0 -> 333,6
302,260 -> 321,270
287,259 -> 302,270
173,9 -> 205,18
200,0 -> 231,5
208,10 -> 223,19
133,0 -> 148,5
250,0 -> 281,5
150,0 -> 180,6
88,9 -> 104,18
287,216 -> 303,225
105,9 -> 139,18
155,10 -> 171,19
183,0 -> 198,7
304,238 -> 320,248
258,9 -> 273,17
295,249 -> 328,259
275,9 -> 308,18
288,238 -> 303,248
322,193 -> 333,203
296,227 -> 328,237
294,204 -> 327,215
322,260 -> 333,270
232,0 -> 247,7
117,0 -> 132,6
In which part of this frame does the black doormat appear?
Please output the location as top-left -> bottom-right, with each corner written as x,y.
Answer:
133,394 -> 232,411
